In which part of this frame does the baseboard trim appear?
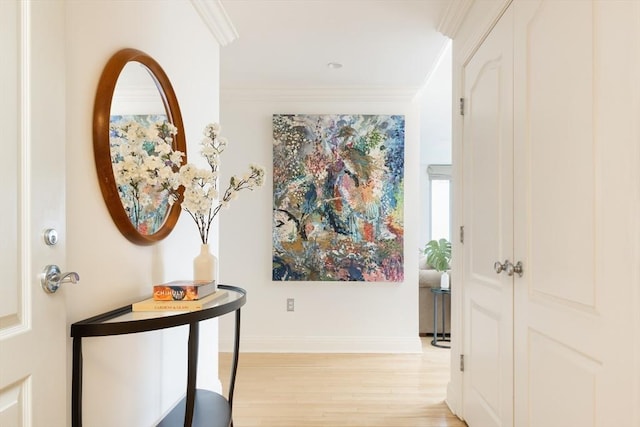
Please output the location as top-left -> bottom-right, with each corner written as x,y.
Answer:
220,335 -> 423,354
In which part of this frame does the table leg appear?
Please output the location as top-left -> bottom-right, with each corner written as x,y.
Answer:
432,292 -> 439,346
441,293 -> 446,342
72,337 -> 82,427
228,308 -> 242,427
184,321 -> 199,427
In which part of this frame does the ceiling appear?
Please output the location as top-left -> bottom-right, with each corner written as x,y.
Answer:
219,0 -> 451,92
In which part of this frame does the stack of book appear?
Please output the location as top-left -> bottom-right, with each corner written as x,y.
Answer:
132,280 -> 226,312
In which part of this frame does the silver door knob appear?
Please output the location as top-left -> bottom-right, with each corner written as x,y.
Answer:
505,261 -> 524,277
494,260 -> 508,274
41,265 -> 80,294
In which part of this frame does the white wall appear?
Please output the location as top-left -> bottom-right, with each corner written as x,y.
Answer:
64,1 -> 222,425
218,89 -> 422,353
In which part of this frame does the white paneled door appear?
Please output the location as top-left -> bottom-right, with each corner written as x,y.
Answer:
0,1 -> 67,426
462,1 -> 637,426
513,1 -> 636,426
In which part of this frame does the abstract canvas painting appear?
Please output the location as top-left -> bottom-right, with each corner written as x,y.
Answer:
272,114 -> 405,282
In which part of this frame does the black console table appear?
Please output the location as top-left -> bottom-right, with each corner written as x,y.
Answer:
70,284 -> 246,427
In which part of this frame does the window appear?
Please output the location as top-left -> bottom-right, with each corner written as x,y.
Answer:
427,164 -> 452,241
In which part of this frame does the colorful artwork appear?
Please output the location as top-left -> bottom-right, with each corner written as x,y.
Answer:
272,114 -> 405,282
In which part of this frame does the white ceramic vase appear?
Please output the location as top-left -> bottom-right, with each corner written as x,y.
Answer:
193,243 -> 217,284
440,271 -> 450,289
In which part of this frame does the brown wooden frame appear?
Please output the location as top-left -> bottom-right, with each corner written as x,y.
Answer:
93,48 -> 186,245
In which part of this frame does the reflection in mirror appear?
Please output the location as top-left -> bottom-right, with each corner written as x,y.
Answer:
93,48 -> 186,245
109,62 -> 181,235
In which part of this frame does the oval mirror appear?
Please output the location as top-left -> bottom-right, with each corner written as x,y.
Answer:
93,48 -> 186,245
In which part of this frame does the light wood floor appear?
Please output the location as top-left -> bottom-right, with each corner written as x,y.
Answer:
219,338 -> 466,427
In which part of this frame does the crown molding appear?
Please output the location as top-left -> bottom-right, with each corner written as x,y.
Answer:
220,87 -> 420,103
458,0 -> 512,65
437,0 -> 474,38
190,0 -> 238,46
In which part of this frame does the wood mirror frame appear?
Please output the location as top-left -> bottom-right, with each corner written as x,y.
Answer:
93,48 -> 186,245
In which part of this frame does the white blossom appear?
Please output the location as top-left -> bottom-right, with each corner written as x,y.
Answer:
110,119 -> 183,230
111,120 -> 265,243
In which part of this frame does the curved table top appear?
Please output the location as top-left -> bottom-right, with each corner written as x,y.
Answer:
71,284 -> 246,338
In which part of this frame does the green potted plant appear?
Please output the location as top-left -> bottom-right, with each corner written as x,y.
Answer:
423,238 -> 451,289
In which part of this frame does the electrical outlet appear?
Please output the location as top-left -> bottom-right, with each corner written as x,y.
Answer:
286,298 -> 295,312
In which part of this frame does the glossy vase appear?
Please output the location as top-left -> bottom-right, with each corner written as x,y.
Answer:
440,271 -> 450,290
194,243 -> 217,284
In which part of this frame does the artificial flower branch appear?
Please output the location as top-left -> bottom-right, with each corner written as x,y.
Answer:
170,123 -> 265,244
183,164 -> 264,244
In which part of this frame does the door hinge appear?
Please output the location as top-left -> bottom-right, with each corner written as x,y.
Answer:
459,97 -> 465,116
460,226 -> 465,244
460,354 -> 465,372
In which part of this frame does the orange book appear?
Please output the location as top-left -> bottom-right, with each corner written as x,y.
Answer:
153,280 -> 217,301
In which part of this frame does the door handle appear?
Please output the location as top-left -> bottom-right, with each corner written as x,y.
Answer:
494,260 -> 509,274
41,265 -> 80,294
494,260 -> 524,277
505,261 -> 524,277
